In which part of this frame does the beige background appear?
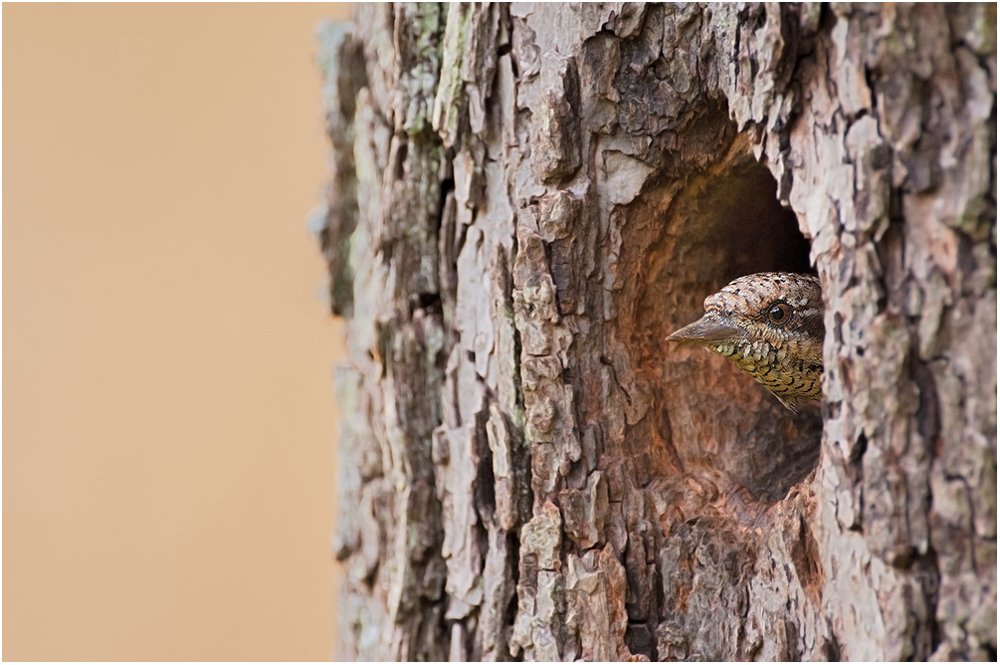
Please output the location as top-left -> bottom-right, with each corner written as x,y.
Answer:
4,4 -> 350,660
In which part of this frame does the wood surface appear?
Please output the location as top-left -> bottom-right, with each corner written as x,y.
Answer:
316,3 -> 996,660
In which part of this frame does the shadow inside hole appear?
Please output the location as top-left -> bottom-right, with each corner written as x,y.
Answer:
700,163 -> 814,284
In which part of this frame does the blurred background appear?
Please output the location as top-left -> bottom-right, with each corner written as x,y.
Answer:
4,4 -> 350,660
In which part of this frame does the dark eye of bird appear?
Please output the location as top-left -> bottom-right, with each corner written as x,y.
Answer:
767,302 -> 791,325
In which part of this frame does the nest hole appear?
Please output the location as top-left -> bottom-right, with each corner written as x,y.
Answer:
623,149 -> 822,506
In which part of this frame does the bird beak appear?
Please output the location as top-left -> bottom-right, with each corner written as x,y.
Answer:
667,314 -> 746,344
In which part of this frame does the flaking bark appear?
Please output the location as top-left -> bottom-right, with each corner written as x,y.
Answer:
316,3 -> 996,660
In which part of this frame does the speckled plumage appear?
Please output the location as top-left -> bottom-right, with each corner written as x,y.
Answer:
668,272 -> 824,412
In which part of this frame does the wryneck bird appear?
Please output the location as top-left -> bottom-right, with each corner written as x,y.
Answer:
668,272 -> 824,413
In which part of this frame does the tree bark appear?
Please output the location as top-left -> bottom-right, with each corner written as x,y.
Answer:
316,3 -> 996,661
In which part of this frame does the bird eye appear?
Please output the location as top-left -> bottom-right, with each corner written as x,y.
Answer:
767,302 -> 791,325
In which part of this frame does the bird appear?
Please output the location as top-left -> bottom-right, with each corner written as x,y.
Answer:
667,272 -> 824,412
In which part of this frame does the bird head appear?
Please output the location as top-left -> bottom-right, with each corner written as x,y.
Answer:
668,272 -> 824,412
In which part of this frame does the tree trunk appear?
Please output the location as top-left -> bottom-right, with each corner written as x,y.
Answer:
315,3 -> 996,661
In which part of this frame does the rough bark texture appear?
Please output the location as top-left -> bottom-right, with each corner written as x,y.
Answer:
316,3 -> 996,661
